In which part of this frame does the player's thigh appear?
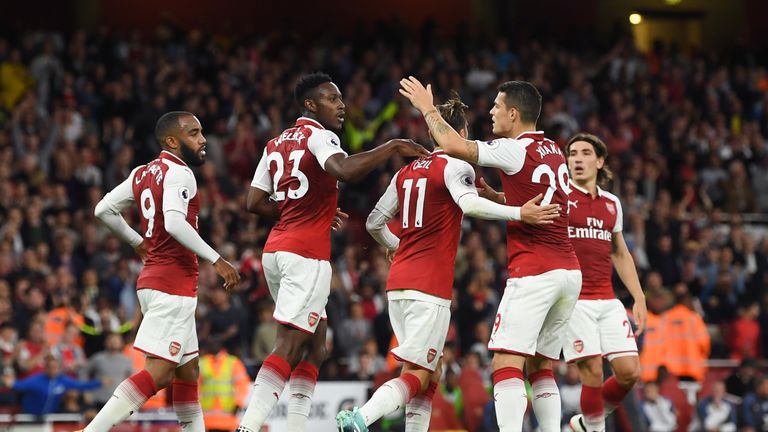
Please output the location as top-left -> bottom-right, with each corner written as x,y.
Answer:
599,299 -> 639,361
536,269 -> 582,360
389,299 -> 450,372
488,274 -> 560,356
134,289 -> 197,364
563,300 -> 602,363
272,252 -> 331,334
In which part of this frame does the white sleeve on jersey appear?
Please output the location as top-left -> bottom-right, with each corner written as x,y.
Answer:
163,164 -> 197,217
443,158 -> 478,203
94,166 -> 144,248
605,192 -> 624,233
165,211 -> 220,263
366,172 -> 400,251
443,157 -> 521,221
250,148 -> 272,194
476,138 -> 527,175
307,129 -> 347,171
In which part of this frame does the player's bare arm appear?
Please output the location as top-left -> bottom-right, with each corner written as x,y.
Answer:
611,232 -> 647,335
399,76 -> 479,163
322,138 -> 429,183
246,186 -> 281,219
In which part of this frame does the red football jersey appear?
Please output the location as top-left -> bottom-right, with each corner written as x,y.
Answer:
132,151 -> 200,297
568,182 -> 623,300
251,117 -> 346,261
476,131 -> 580,278
381,151 -> 477,300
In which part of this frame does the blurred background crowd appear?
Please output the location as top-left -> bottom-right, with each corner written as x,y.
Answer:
0,8 -> 767,431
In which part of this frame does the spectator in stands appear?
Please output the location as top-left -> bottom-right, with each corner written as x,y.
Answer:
729,301 -> 761,360
725,357 -> 758,399
199,285 -> 244,354
741,376 -> 768,432
697,380 -> 737,432
641,381 -> 677,432
661,284 -> 710,383
80,333 -> 132,408
336,302 -> 373,362
250,300 -> 277,365
3,353 -> 103,415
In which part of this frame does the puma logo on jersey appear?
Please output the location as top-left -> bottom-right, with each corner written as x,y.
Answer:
568,200 -> 578,209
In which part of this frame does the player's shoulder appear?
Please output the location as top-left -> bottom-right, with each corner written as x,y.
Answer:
162,159 -> 195,185
599,188 -> 622,206
437,153 -> 472,172
305,124 -> 340,145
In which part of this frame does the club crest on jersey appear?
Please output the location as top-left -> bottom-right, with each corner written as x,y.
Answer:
179,187 -> 191,202
308,312 -> 320,327
573,340 -> 584,353
427,348 -> 437,363
169,341 -> 182,356
606,202 -> 616,215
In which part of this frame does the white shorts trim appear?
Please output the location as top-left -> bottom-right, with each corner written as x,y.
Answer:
563,298 -> 639,363
134,289 -> 198,365
262,251 -> 331,334
488,269 -> 582,359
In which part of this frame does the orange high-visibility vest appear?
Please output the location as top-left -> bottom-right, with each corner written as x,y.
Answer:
639,311 -> 665,382
659,304 -> 710,382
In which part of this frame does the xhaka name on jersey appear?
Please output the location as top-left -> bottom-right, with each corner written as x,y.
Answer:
535,142 -> 563,159
569,217 -> 612,241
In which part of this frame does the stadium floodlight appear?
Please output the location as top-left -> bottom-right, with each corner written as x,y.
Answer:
629,13 -> 643,25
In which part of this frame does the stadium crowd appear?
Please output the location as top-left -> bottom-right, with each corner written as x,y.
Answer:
0,20 -> 767,431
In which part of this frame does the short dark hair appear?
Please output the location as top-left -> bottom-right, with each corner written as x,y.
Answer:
497,81 -> 542,125
155,111 -> 193,147
294,72 -> 333,109
566,133 -> 614,187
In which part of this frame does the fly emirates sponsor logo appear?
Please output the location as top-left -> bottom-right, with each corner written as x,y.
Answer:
568,217 -> 612,241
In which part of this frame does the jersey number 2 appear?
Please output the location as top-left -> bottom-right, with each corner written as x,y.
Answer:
267,150 -> 309,201
531,163 -> 571,205
401,178 -> 426,228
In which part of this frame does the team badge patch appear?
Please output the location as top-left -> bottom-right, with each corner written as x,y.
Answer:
427,348 -> 437,363
573,340 -> 584,353
606,202 -> 616,215
169,341 -> 181,356
308,312 -> 320,327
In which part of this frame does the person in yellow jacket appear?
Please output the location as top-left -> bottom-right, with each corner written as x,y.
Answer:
659,285 -> 711,383
198,343 -> 250,431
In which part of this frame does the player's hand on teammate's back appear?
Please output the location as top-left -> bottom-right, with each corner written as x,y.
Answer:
399,76 -> 434,114
388,139 -> 430,158
632,298 -> 648,336
520,194 -> 561,224
133,241 -> 148,262
332,208 -> 349,231
477,177 -> 506,204
213,257 -> 240,291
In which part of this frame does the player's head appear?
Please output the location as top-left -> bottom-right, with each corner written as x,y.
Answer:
294,72 -> 345,130
566,133 -> 613,187
490,81 -> 541,136
436,94 -> 469,139
155,111 -> 207,167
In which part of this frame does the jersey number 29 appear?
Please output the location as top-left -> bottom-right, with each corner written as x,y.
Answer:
531,163 -> 571,205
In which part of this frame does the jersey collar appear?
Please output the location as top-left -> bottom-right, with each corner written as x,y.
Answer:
295,117 -> 324,129
570,180 -> 603,197
160,150 -> 188,167
515,131 -> 545,141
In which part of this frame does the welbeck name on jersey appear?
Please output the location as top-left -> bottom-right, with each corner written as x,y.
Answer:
568,225 -> 613,241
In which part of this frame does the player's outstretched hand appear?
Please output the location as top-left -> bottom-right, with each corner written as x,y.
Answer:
399,76 -> 434,114
632,298 -> 648,336
213,257 -> 241,292
332,208 -> 349,231
477,177 -> 505,204
520,194 -> 561,224
133,241 -> 148,262
388,139 -> 430,158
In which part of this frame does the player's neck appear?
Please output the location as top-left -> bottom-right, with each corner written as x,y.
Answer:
576,178 -> 599,197
508,123 -> 536,139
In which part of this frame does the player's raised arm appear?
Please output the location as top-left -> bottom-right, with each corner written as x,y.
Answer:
365,173 -> 401,252
322,138 -> 429,183
94,166 -> 145,256
399,76 -> 480,163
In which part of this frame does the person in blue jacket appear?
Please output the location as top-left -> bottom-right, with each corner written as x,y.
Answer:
6,353 -> 104,416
